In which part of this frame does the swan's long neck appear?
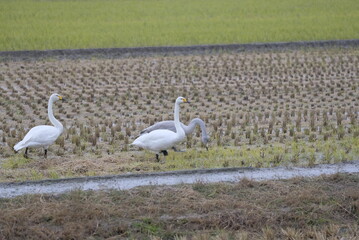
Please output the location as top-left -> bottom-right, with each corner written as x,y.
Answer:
186,118 -> 208,138
48,98 -> 63,133
174,102 -> 185,138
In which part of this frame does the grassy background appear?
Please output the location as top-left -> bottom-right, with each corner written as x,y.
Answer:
0,0 -> 358,51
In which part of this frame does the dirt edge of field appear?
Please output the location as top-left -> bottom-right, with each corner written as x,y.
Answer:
1,160 -> 358,198
1,39 -> 359,61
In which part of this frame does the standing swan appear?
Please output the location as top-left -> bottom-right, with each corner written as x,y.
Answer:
14,93 -> 65,158
132,97 -> 189,161
139,118 -> 210,150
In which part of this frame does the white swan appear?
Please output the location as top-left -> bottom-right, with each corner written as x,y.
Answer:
139,118 -> 210,150
132,97 -> 189,161
14,93 -> 64,158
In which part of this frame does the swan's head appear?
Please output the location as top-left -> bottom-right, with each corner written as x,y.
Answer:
50,93 -> 64,102
202,135 -> 210,145
201,136 -> 210,151
176,97 -> 189,104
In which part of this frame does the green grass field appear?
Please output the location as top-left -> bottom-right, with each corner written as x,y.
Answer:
0,0 -> 358,51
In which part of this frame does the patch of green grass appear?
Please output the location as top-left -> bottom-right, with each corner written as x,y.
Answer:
0,0 -> 358,51
47,170 -> 60,179
133,218 -> 164,236
0,135 -> 356,182
29,169 -> 44,181
192,181 -> 230,198
165,135 -> 359,170
1,155 -> 33,169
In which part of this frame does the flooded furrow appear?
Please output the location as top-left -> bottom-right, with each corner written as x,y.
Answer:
1,160 -> 358,198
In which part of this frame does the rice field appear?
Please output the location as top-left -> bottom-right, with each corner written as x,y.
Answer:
1,0 -> 359,51
0,46 -> 358,181
1,2 -> 358,239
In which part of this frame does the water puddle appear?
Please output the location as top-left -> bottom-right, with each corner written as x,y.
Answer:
0,160 -> 358,198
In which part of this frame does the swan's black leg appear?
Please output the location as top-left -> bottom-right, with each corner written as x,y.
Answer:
44,149 -> 48,159
24,147 -> 29,158
159,150 -> 167,164
156,154 -> 160,162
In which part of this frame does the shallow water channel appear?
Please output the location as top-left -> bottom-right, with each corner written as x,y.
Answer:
0,160 -> 358,198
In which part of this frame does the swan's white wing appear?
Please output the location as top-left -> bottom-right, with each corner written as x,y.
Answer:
132,129 -> 182,152
14,125 -> 61,150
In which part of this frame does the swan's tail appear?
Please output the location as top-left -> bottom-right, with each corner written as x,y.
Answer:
13,141 -> 25,152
